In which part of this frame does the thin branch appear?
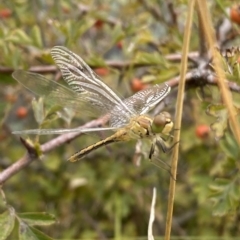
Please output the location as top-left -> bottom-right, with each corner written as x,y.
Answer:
148,187 -> 157,240
0,52 -> 199,74
165,0 -> 195,239
0,154 -> 37,185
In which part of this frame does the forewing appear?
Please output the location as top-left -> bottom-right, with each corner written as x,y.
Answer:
123,83 -> 171,115
50,46 -> 133,119
12,126 -> 119,135
109,84 -> 170,128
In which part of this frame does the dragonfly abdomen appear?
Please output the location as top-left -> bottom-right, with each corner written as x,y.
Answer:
68,131 -> 127,162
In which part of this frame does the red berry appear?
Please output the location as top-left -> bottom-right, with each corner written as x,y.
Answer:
195,124 -> 210,139
16,107 -> 28,119
230,5 -> 240,25
5,94 -> 17,103
94,19 -> 104,29
131,78 -> 148,92
116,41 -> 123,49
0,8 -> 12,18
95,68 -> 109,76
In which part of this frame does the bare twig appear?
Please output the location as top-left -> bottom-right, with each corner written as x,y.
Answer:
148,187 -> 157,240
0,52 -> 199,74
165,0 -> 195,239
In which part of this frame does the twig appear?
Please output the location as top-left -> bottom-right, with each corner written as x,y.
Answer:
165,0 -> 195,239
148,187 -> 157,240
0,52 -> 199,74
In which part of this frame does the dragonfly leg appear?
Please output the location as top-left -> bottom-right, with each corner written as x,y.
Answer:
156,137 -> 179,153
149,138 -> 157,159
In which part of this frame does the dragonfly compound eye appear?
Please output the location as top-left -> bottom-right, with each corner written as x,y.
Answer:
153,111 -> 173,135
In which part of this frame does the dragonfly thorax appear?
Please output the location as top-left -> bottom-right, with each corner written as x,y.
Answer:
127,115 -> 154,139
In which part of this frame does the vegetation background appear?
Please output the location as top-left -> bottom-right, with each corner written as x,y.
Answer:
0,0 -> 239,239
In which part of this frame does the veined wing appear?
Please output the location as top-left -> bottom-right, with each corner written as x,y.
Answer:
50,46 -> 135,122
12,126 -> 119,135
123,83 -> 171,115
12,71 -> 120,134
12,70 -> 112,117
109,83 -> 170,127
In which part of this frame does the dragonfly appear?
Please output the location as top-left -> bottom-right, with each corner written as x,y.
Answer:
12,46 -> 173,162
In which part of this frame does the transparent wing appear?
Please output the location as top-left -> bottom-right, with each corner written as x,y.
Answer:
50,46 -> 134,123
109,83 -> 171,127
12,70 -> 110,117
12,126 -> 119,135
124,83 -> 171,115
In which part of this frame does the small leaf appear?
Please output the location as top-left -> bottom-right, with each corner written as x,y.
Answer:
19,221 -> 53,240
31,25 -> 43,48
134,52 -> 165,65
206,104 -> 228,139
39,52 -> 54,64
156,66 -> 179,82
57,107 -> 75,126
0,207 -> 15,240
6,29 -> 32,45
87,56 -> 106,67
111,24 -> 125,43
32,98 -> 45,125
211,197 -> 229,216
220,133 -> 239,159
18,212 -> 56,226
209,177 -> 240,216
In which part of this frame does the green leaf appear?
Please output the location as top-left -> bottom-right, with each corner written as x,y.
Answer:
209,177 -> 240,216
206,104 -> 228,139
32,98 -> 45,125
134,52 -> 165,65
111,24 -> 125,43
38,52 -> 54,64
220,133 -> 239,159
87,56 -> 106,67
6,29 -> 32,45
57,108 -> 75,126
18,212 -> 56,226
44,105 -> 62,121
211,197 -> 230,217
19,221 -> 53,240
155,66 -> 179,82
0,207 -> 15,240
31,25 -> 43,48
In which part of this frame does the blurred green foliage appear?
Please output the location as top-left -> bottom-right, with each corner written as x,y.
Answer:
0,0 -> 240,239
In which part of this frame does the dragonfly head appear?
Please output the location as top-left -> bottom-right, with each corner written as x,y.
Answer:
152,111 -> 173,136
